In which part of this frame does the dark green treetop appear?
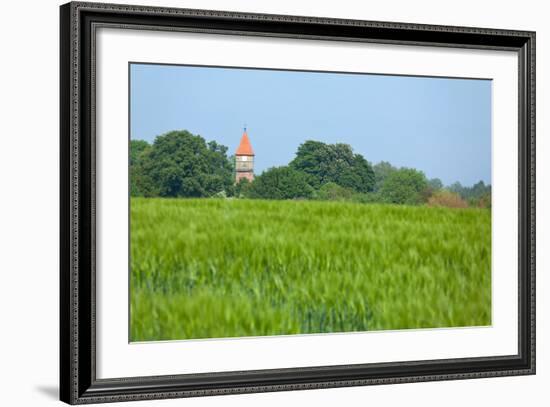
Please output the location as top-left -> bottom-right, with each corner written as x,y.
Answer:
379,168 -> 429,205
131,130 -> 233,198
289,140 -> 375,193
247,166 -> 314,200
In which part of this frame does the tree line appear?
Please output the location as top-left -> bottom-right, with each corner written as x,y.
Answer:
130,130 -> 491,208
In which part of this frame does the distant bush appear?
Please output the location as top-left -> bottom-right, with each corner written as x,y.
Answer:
468,192 -> 491,209
379,168 -> 429,205
315,182 -> 355,201
449,180 -> 491,201
428,178 -> 444,191
427,190 -> 468,208
372,161 -> 397,192
130,140 -> 152,197
247,166 -> 314,200
478,193 -> 491,209
232,178 -> 252,198
211,190 -> 227,199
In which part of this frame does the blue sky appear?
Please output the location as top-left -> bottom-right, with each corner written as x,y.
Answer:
130,63 -> 491,186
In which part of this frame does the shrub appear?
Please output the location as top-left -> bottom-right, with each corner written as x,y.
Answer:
468,193 -> 491,209
248,166 -> 314,200
232,178 -> 252,198
211,190 -> 227,199
316,182 -> 355,201
373,161 -> 397,192
428,190 -> 468,208
477,193 -> 491,209
379,168 -> 429,205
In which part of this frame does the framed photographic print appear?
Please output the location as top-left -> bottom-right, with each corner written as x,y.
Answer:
60,1 -> 536,404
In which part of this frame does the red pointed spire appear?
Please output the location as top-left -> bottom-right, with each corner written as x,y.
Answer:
235,128 -> 254,156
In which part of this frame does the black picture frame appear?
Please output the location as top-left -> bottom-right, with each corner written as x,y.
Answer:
60,1 -> 536,404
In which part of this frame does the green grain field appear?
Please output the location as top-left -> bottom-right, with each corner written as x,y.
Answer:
130,198 -> 491,342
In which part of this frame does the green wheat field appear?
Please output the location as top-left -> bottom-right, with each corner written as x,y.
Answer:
130,198 -> 491,342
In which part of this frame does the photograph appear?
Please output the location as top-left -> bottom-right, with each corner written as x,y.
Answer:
129,63 -> 493,342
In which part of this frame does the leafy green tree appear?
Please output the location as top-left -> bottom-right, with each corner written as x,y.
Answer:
449,180 -> 491,203
428,178 -> 444,191
248,166 -> 314,200
290,140 -> 375,192
448,181 -> 465,197
373,161 -> 397,192
130,140 -> 151,196
133,130 -> 234,197
470,180 -> 491,200
474,192 -> 491,209
379,168 -> 429,205
233,177 -> 252,198
130,140 -> 150,166
419,178 -> 444,204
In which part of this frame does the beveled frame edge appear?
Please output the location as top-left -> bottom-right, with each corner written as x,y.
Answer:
60,1 -> 536,404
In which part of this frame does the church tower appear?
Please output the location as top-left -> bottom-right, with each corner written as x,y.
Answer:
235,127 -> 255,183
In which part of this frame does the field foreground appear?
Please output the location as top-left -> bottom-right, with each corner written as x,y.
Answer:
130,198 -> 491,341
